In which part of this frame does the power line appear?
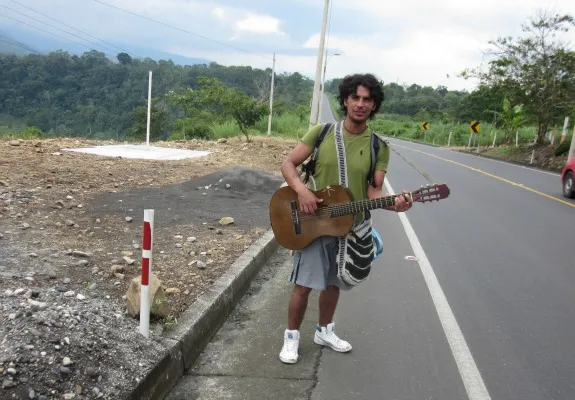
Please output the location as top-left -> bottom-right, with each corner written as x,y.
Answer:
0,37 -> 41,53
1,3 -> 119,56
91,0 -> 274,61
0,12 -> 115,57
8,0 -> 135,57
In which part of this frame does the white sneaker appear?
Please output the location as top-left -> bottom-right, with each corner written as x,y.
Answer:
314,322 -> 352,352
279,329 -> 300,364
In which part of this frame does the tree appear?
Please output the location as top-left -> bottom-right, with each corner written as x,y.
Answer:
128,97 -> 169,141
462,11 -> 575,143
229,91 -> 268,141
117,52 -> 133,65
166,76 -> 267,141
498,97 -> 529,143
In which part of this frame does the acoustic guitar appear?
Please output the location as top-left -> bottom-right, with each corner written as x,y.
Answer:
269,183 -> 450,250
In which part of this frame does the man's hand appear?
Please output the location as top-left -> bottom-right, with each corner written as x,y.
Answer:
297,187 -> 323,215
394,191 -> 413,212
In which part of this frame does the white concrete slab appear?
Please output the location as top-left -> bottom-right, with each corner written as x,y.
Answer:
61,144 -> 211,161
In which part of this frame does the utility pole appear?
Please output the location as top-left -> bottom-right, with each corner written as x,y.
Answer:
569,125 -> 575,160
146,70 -> 152,146
309,0 -> 330,129
267,52 -> 276,135
319,52 -> 339,123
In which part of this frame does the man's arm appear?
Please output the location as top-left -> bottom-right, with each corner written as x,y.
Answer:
367,170 -> 396,211
367,170 -> 413,212
281,142 -> 313,195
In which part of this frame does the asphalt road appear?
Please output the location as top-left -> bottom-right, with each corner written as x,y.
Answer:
165,96 -> 575,400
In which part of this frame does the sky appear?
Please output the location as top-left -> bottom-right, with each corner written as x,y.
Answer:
1,0 -> 575,92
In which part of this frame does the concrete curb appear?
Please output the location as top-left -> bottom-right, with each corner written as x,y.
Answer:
126,229 -> 279,400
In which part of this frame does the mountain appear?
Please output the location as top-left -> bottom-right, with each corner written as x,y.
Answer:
0,33 -> 38,55
1,29 -> 211,66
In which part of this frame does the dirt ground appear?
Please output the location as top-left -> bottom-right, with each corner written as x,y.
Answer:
0,135 -> 295,399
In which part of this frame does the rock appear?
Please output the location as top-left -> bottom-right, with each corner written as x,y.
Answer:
63,356 -> 73,366
219,217 -> 234,225
71,250 -> 90,258
225,183 -> 231,189
126,274 -> 170,318
2,379 -> 17,388
217,138 -> 227,143
125,217 -> 133,223
9,139 -> 20,146
165,288 -> 180,295
123,256 -> 135,265
111,265 -> 125,273
187,236 -> 197,243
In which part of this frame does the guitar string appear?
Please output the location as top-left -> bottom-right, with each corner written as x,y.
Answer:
293,190 -> 441,221
294,196 -> 399,220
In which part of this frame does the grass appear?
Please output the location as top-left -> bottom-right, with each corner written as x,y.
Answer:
369,114 -> 540,148
1,108 -> 561,155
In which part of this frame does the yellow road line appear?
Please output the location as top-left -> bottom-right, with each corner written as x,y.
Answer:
393,143 -> 575,208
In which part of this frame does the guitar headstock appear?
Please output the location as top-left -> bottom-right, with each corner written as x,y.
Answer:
412,183 -> 450,203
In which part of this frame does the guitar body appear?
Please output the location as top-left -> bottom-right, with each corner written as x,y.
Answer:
269,185 -> 355,250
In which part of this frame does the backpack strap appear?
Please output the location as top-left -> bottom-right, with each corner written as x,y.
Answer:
302,122 -> 333,183
368,131 -> 389,187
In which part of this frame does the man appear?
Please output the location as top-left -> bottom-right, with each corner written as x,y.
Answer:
278,73 -> 413,364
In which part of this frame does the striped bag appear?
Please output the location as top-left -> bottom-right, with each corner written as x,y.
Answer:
333,121 -> 376,287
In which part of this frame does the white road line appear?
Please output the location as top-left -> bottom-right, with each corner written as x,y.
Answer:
385,178 -> 492,400
386,137 -> 560,177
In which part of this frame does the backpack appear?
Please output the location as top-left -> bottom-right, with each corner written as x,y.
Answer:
301,122 -> 388,188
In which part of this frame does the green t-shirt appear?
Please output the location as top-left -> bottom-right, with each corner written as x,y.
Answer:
301,123 -> 390,206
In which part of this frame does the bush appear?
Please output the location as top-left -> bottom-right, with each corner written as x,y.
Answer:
555,139 -> 571,157
168,117 -> 213,141
19,126 -> 45,138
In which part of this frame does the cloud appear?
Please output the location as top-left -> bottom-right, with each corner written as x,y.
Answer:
4,0 -> 575,92
235,14 -> 284,36
210,5 -> 285,41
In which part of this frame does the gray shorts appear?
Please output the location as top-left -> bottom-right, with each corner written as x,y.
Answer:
289,236 -> 351,291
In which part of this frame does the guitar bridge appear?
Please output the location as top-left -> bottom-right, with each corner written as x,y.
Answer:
290,200 -> 301,235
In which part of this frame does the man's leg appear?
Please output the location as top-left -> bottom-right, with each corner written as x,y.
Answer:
313,239 -> 352,353
281,238 -> 327,364
288,285 -> 312,330
318,285 -> 339,326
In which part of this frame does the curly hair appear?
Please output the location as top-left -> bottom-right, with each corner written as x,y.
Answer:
337,73 -> 385,119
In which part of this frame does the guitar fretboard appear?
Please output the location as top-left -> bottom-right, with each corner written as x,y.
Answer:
329,195 -> 399,217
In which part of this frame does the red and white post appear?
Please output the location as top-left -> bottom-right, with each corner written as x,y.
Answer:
140,209 -> 154,338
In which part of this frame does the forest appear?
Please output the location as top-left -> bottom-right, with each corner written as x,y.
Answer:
1,11 -> 574,149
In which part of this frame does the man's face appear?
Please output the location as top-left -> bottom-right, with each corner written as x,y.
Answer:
344,85 -> 375,123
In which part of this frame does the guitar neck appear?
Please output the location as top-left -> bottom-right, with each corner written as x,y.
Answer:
330,194 -> 403,217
